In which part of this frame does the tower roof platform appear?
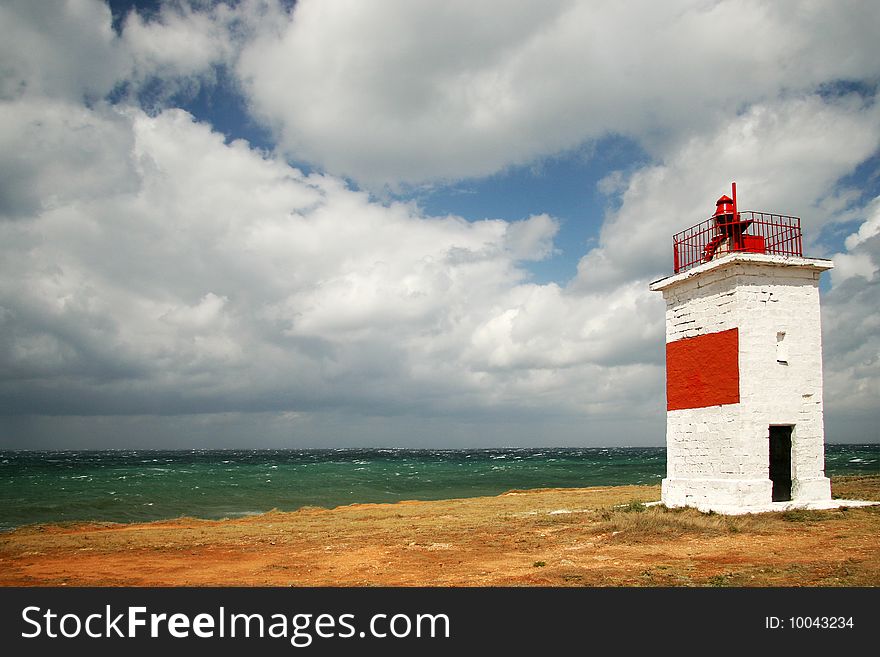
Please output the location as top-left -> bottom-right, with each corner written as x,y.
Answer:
650,252 -> 834,293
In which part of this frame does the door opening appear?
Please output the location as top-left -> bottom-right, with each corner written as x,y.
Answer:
769,425 -> 792,502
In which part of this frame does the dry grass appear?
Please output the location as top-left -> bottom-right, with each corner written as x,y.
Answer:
591,505 -> 762,543
1,476 -> 878,587
832,475 -> 880,501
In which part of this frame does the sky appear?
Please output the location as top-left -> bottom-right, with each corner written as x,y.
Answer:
0,0 -> 879,449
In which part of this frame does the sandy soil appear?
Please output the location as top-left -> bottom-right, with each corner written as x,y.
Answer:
1,476 -> 878,587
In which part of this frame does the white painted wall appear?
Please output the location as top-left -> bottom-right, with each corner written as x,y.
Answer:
650,254 -> 833,512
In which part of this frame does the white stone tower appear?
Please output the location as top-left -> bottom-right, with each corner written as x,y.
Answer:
650,184 -> 835,513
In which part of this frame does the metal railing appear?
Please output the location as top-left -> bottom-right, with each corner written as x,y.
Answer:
672,211 -> 803,274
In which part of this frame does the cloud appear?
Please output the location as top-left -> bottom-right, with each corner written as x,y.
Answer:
572,93 -> 880,292
0,0 -> 125,101
1,1 -> 878,447
0,98 -> 139,217
122,2 -> 237,79
821,196 -> 880,432
830,196 -> 880,284
843,196 -> 880,250
575,94 -> 880,442
235,0 -> 880,188
1,104 -> 664,434
0,0 -> 251,113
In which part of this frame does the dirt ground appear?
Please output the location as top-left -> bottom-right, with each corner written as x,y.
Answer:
1,476 -> 878,587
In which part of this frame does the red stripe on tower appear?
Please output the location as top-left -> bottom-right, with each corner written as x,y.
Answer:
666,327 -> 739,411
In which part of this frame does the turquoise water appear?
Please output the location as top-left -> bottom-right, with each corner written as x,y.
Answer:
0,444 -> 876,531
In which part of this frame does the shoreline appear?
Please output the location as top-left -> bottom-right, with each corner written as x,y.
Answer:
1,476 -> 878,587
3,444 -> 874,532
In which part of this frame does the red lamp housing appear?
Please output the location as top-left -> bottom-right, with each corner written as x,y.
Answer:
671,182 -> 803,274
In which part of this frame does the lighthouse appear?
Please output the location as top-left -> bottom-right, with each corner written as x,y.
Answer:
650,184 -> 837,513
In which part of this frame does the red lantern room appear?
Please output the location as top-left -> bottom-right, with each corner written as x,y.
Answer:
714,194 -> 735,218
671,183 -> 804,274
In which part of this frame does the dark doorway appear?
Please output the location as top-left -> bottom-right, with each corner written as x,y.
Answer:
769,426 -> 792,502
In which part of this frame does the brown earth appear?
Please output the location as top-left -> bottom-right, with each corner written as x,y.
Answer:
1,475 -> 878,587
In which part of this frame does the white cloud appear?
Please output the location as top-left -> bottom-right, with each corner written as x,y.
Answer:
822,196 -> 880,428
1,1 -> 879,447
1,104 -> 665,434
503,214 -> 558,261
0,98 -> 139,216
830,197 -> 880,284
0,0 -> 251,110
123,4 -> 235,78
843,197 -> 880,251
0,0 -> 126,101
236,0 -> 880,187
831,252 -> 878,284
572,93 -> 880,291
823,276 -> 880,425
566,92 -> 880,443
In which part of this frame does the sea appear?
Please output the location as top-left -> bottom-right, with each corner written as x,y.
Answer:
0,444 -> 877,531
